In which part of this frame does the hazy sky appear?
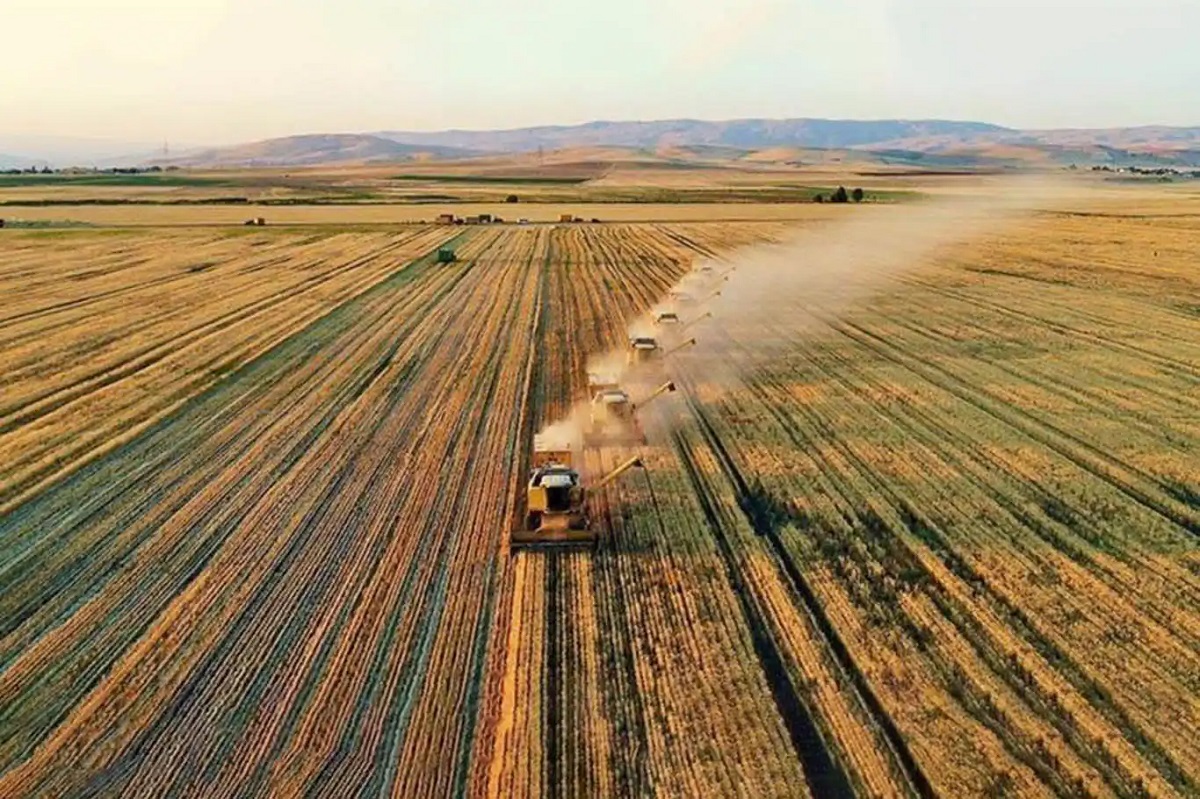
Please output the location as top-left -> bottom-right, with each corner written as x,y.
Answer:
3,0 -> 1197,145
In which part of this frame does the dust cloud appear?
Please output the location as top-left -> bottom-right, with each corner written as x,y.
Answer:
538,175 -> 1085,451
678,176 -> 1082,382
535,416 -> 586,452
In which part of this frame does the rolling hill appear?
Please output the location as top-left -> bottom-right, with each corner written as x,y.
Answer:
865,126 -> 1200,167
152,134 -> 476,168
375,118 -> 1012,153
13,119 -> 1200,169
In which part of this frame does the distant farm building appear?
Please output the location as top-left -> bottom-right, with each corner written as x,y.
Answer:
436,213 -> 456,225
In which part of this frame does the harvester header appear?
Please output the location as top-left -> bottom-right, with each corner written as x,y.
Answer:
513,450 -> 646,550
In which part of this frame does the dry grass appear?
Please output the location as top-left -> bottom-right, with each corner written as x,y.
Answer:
1,184 -> 1198,797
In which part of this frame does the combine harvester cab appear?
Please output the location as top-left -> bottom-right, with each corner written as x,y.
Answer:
584,380 -> 677,448
584,388 -> 641,446
512,435 -> 644,551
655,311 -> 681,326
515,436 -> 591,549
626,334 -> 695,368
627,336 -> 660,365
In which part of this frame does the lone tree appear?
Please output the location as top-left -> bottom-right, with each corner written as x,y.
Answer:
831,186 -> 849,203
505,194 -> 519,203
852,187 -> 865,203
813,194 -> 825,203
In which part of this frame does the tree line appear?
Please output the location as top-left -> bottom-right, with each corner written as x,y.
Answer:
813,186 -> 865,204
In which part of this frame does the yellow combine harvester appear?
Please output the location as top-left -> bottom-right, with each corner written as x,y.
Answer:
626,336 -> 696,365
512,436 -> 644,549
584,381 -> 676,446
627,335 -> 660,364
655,311 -> 681,325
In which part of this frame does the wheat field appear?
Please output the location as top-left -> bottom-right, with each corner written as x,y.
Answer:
1,186 -> 1197,797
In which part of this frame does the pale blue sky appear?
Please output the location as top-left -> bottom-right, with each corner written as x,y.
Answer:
3,0 -> 1197,144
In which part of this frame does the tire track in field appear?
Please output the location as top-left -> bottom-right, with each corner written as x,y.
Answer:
878,301 -> 1200,442
0,230 -> 505,789
830,321 -> 1200,537
0,234 -> 430,426
0,231 -> 461,516
0,241 -> 477,784
906,279 -> 1200,380
669,425 -> 857,798
716,308 -> 1195,795
672,374 -> 933,799
739,356 -> 1174,796
794,322 -> 1200,644
0,236 -> 297,329
132,261 -> 495,794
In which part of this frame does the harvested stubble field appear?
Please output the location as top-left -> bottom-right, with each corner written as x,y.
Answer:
1,203 -> 1198,798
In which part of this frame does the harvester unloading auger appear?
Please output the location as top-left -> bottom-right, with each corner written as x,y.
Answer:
663,337 -> 697,357
626,335 -> 696,365
511,436 -> 645,550
584,381 -> 676,446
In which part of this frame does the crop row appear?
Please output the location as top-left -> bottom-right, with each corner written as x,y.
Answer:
5,212 -> 1195,797
649,214 -> 1200,796
0,227 -> 457,513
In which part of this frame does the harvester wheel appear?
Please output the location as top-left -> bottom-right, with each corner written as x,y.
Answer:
525,512 -> 541,531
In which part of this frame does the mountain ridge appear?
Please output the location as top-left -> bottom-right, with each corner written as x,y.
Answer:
8,118 -> 1200,168
148,134 -> 477,168
374,117 -> 1013,152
